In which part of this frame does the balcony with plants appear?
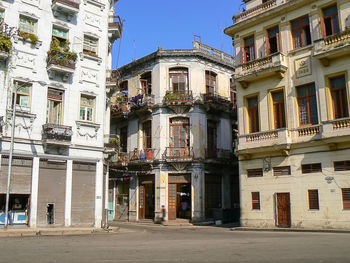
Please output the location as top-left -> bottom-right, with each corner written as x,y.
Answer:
0,34 -> 11,60
164,90 -> 193,105
52,0 -> 80,20
110,96 -> 130,119
130,93 -> 155,112
47,38 -> 77,81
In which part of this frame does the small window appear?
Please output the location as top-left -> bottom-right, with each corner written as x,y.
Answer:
83,35 -> 98,56
205,71 -> 217,96
296,83 -> 318,126
334,161 -> 350,171
267,26 -> 279,55
273,166 -> 291,176
330,75 -> 349,119
52,27 -> 68,40
308,190 -> 319,210
342,188 -> 350,210
13,81 -> 31,112
247,168 -> 263,178
242,35 -> 255,63
80,95 -> 95,122
19,16 -> 37,34
252,192 -> 260,210
302,163 -> 322,174
247,96 -> 259,133
291,16 -> 311,49
322,5 -> 339,37
47,88 -> 63,125
272,90 -> 286,129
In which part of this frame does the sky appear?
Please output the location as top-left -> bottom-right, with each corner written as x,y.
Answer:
112,0 -> 242,68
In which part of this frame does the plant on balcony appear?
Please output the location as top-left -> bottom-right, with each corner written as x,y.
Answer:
47,38 -> 77,68
165,91 -> 177,101
18,31 -> 38,45
83,50 -> 98,57
0,35 -> 11,52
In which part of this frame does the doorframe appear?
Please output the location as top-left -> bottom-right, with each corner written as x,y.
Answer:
275,192 -> 291,227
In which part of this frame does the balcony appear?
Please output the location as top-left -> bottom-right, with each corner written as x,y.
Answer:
106,70 -> 120,87
232,0 -> 277,25
314,30 -> 350,66
52,0 -> 80,20
104,134 -> 119,154
202,93 -> 233,112
130,94 -> 154,112
110,152 -> 129,167
42,123 -> 72,146
164,147 -> 193,162
290,125 -> 321,144
322,118 -> 350,144
237,128 -> 291,155
108,15 -> 122,42
235,52 -> 288,88
47,49 -> 77,82
128,148 -> 156,165
110,102 -> 129,119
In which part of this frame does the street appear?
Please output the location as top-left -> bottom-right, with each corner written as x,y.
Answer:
0,223 -> 350,262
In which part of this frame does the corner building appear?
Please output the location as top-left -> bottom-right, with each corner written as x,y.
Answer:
108,42 -> 239,223
0,0 -> 122,227
225,0 -> 350,229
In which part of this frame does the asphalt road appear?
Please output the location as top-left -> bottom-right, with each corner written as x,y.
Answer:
0,223 -> 350,263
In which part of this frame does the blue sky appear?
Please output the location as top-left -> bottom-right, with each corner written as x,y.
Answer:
113,0 -> 242,68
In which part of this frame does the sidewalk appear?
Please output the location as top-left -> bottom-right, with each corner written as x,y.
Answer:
0,226 -> 120,238
231,227 -> 350,234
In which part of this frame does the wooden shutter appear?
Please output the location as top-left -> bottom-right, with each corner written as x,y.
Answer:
342,188 -> 350,210
168,183 -> 177,220
334,161 -> 350,171
139,185 -> 145,219
247,168 -> 263,177
308,190 -> 319,210
251,192 -> 260,210
320,16 -> 326,38
302,163 -> 322,174
273,166 -> 291,176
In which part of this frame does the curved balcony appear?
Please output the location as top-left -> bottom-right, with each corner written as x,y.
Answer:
42,123 -> 72,146
110,102 -> 129,119
108,15 -> 122,42
130,94 -> 154,113
52,0 -> 80,20
232,0 -> 277,25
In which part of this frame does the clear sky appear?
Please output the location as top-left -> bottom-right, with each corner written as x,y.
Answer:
112,0 -> 242,68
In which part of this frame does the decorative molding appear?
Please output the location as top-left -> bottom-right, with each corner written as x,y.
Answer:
79,66 -> 99,86
13,51 -> 37,73
19,10 -> 39,19
79,52 -> 102,65
84,12 -> 102,31
13,35 -> 42,49
76,120 -> 100,138
83,0 -> 105,11
7,110 -> 36,130
294,56 -> 312,78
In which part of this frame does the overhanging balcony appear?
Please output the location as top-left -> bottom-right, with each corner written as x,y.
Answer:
164,147 -> 193,162
202,93 -> 233,111
130,94 -> 154,112
322,118 -> 350,144
108,15 -> 122,42
128,148 -> 157,165
110,152 -> 129,167
52,0 -> 80,20
106,70 -> 120,87
314,30 -> 350,66
42,123 -> 72,146
110,102 -> 129,119
232,0 -> 277,25
235,52 -> 288,88
47,50 -> 77,82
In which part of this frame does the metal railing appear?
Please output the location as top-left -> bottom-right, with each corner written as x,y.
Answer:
165,147 -> 193,159
108,15 -> 123,34
110,102 -> 129,117
165,91 -> 193,103
130,94 -> 155,109
233,0 -> 277,24
129,148 -> 156,161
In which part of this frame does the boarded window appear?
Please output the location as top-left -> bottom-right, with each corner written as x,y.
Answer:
205,71 -> 217,96
83,35 -> 98,55
47,88 -> 63,125
342,188 -> 350,210
169,68 -> 188,92
247,168 -> 263,177
273,166 -> 291,176
308,189 -> 319,210
251,192 -> 260,210
334,161 -> 350,171
302,163 -> 322,174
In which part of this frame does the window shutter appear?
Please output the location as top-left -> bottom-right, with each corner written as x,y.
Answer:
308,190 -> 319,210
342,188 -> 350,210
247,168 -> 263,177
320,17 -> 326,38
241,46 -> 244,63
252,192 -> 260,210
273,166 -> 291,176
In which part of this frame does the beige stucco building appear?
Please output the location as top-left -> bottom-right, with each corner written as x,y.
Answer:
225,0 -> 350,229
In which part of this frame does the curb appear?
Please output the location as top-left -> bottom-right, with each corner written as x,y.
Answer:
230,227 -> 350,234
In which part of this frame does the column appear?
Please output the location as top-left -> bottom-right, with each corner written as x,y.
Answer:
94,160 -> 103,227
191,163 -> 205,222
128,175 -> 138,221
64,160 -> 73,227
30,157 -> 39,227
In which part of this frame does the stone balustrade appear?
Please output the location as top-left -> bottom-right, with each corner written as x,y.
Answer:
233,0 -> 277,24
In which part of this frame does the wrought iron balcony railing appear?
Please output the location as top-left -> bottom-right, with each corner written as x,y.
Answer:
130,94 -> 154,110
129,148 -> 156,162
164,91 -> 193,104
165,147 -> 193,160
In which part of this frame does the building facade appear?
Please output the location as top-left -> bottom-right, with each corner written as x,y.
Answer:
0,0 -> 122,227
225,0 -> 350,229
107,42 -> 239,223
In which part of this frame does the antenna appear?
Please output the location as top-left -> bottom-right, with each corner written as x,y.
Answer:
133,40 -> 136,61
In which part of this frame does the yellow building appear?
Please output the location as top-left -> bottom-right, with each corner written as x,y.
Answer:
225,0 -> 350,229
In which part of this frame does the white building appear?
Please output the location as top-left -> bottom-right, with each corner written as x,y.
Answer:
107,43 -> 239,223
0,0 -> 122,227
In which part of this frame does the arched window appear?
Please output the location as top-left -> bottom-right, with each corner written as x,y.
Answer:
169,67 -> 188,92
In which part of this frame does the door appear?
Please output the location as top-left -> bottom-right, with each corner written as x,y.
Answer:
276,193 -> 291,227
168,183 -> 177,220
139,185 -> 145,219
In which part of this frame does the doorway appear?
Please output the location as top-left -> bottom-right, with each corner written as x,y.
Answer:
139,178 -> 154,220
276,193 -> 291,227
47,203 -> 54,225
115,181 -> 129,221
168,174 -> 191,221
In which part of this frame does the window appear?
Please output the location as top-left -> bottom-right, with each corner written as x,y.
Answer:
205,71 -> 217,96
334,161 -> 350,171
120,126 -> 128,153
19,16 -> 36,34
83,35 -> 98,56
120,81 -> 128,92
296,84 -> 318,126
342,188 -> 350,210
47,88 -> 63,125
322,5 -> 339,37
170,118 -> 190,148
207,120 -> 217,158
247,168 -> 263,178
142,121 -> 152,149
251,192 -> 260,210
267,26 -> 280,55
272,90 -> 286,129
247,96 -> 259,133
302,163 -> 322,174
79,95 -> 95,122
242,35 -> 255,63
308,190 -> 319,210
140,72 -> 152,96
52,27 -> 68,40
13,81 -> 31,112
330,75 -> 349,119
169,68 -> 188,92
273,166 -> 291,176
291,16 -> 311,49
